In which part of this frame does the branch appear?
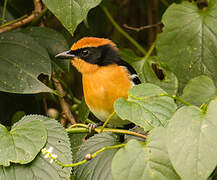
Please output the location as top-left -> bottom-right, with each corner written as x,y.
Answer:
42,144 -> 126,167
52,73 -> 76,125
0,0 -> 43,33
102,6 -> 147,56
67,124 -> 147,139
123,22 -> 162,32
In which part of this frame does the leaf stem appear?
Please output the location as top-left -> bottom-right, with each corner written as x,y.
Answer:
69,123 -> 88,129
99,111 -> 116,133
1,0 -> 8,25
66,124 -> 147,139
66,127 -> 89,133
144,41 -> 156,61
102,6 -> 147,55
158,94 -> 192,106
0,14 -> 28,28
100,128 -> 146,139
47,144 -> 125,167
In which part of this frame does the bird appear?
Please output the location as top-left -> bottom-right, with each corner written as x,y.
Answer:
55,37 -> 140,127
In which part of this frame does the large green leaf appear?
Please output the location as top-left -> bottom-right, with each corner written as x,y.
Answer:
73,132 -> 121,180
157,1 -> 217,91
0,115 -> 72,180
120,49 -> 178,95
167,100 -> 217,180
0,32 -> 53,94
142,57 -> 178,95
0,119 -> 47,166
69,133 -> 87,156
114,83 -> 177,131
42,0 -> 102,35
22,27 -> 70,72
181,75 -> 217,106
112,128 -> 180,180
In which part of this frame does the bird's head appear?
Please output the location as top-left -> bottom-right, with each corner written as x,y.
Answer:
55,37 -> 120,74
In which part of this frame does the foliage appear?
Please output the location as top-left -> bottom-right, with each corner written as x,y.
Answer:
1,0 -> 217,180
112,128 -> 179,180
0,31 -> 53,94
0,119 -> 47,166
156,0 -> 217,92
0,115 -> 72,179
114,83 -> 177,131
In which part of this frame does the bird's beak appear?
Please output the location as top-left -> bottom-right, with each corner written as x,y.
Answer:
55,50 -> 75,59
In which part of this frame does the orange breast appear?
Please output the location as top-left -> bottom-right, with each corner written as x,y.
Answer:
82,64 -> 132,115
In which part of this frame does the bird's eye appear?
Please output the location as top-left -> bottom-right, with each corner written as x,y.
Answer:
82,50 -> 89,56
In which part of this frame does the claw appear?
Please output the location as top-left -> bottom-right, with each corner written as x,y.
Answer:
87,123 -> 98,133
87,122 -> 104,133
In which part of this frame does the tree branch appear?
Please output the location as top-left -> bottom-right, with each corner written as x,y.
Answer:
0,0 -> 43,33
52,73 -> 76,125
123,22 -> 162,32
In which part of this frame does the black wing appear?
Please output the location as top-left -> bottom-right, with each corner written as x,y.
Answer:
117,59 -> 141,85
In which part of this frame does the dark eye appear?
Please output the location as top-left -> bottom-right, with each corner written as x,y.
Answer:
82,49 -> 89,56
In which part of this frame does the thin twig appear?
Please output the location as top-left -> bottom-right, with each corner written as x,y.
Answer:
157,94 -> 192,106
60,117 -> 67,126
42,143 -> 125,167
67,124 -> 147,139
0,15 -> 28,28
52,73 -> 76,125
1,0 -> 8,25
144,41 -> 156,61
102,6 -> 147,56
99,111 -> 116,133
123,22 -> 162,32
0,0 -> 43,33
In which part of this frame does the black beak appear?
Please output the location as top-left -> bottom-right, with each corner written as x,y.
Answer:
55,50 -> 75,59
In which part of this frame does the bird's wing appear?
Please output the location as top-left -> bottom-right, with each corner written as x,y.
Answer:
117,59 -> 141,85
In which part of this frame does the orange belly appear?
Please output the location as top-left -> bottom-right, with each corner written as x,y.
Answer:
82,64 -> 132,121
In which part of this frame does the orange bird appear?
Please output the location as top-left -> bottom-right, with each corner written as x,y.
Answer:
56,37 -> 140,127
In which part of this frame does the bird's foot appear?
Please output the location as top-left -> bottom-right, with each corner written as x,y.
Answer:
87,122 -> 104,133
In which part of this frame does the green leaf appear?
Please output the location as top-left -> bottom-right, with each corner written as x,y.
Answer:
112,128 -> 180,180
0,32 -> 53,94
181,75 -> 217,106
74,132 -> 121,180
22,27 -> 70,72
157,1 -> 217,91
120,49 -> 178,94
42,0 -> 103,35
124,126 -> 147,143
69,133 -> 87,155
142,57 -> 178,95
0,115 -> 72,180
0,119 -> 47,166
114,83 -> 177,131
167,100 -> 217,180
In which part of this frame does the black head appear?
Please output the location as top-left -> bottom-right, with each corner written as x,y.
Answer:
55,44 -> 120,66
